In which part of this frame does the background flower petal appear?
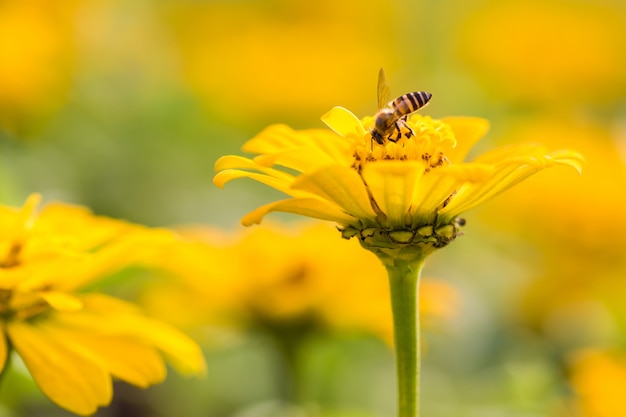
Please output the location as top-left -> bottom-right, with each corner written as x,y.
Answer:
7,321 -> 112,416
53,294 -> 206,376
46,325 -> 167,388
39,291 -> 83,311
112,315 -> 205,376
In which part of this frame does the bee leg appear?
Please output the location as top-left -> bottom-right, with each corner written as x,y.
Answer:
389,128 -> 401,142
397,117 -> 414,138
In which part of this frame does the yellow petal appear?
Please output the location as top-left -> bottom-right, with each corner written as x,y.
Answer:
242,124 -> 301,154
57,229 -> 175,292
546,149 -> 585,174
4,193 -> 43,241
214,155 -> 294,180
472,143 -> 550,164
413,164 -> 493,223
291,166 -> 377,221
213,169 -> 298,196
54,294 -> 206,376
39,291 -> 83,311
298,128 -> 353,164
321,106 -> 367,138
117,316 -> 205,376
253,148 -> 340,173
242,198 -> 358,226
42,326 -> 167,388
361,161 -> 426,227
439,154 -> 575,218
411,172 -> 465,221
8,321 -> 112,416
441,117 -> 490,163
472,143 -> 584,168
250,128 -> 352,170
72,292 -> 141,315
435,162 -> 495,183
19,193 -> 43,227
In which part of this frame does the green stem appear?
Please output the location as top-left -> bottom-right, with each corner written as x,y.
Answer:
386,257 -> 425,417
0,339 -> 12,399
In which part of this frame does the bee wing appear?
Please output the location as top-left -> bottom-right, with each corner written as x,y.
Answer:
377,67 -> 390,109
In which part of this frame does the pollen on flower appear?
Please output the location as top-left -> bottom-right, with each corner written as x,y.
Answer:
352,114 -> 457,174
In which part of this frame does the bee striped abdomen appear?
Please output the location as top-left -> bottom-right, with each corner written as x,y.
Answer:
391,92 -> 432,117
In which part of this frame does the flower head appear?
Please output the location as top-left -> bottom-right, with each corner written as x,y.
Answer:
0,0 -> 76,132
214,98 -> 583,260
141,223 -> 458,345
0,194 -> 205,416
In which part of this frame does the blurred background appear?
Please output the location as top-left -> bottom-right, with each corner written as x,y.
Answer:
1,0 -> 626,416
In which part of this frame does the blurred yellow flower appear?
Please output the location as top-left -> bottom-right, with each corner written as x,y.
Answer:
475,119 -> 626,331
0,194 -> 205,416
0,0 -> 77,133
159,0 -> 399,123
457,0 -> 626,104
569,349 -> 626,417
214,104 -> 583,258
141,223 -> 459,345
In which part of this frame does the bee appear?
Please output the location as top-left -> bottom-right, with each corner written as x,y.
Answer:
371,68 -> 432,145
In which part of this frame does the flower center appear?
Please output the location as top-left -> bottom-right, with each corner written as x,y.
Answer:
0,289 -> 12,315
337,114 -> 465,254
0,288 -> 51,322
351,114 -> 456,173
0,240 -> 53,322
0,242 -> 22,268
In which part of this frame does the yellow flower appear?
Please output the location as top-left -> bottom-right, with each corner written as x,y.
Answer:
456,0 -> 626,105
141,223 -> 458,344
214,81 -> 584,417
0,0 -> 76,132
214,104 -> 583,258
569,349 -> 626,417
159,0 -> 399,124
0,194 -> 205,416
473,118 -> 626,330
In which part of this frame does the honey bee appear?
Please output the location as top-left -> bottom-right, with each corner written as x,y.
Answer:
371,68 -> 432,145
